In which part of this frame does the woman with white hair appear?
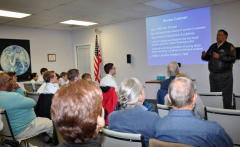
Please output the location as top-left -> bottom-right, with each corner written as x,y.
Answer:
108,78 -> 160,147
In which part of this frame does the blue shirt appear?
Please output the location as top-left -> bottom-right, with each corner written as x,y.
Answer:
155,109 -> 233,147
160,76 -> 175,90
108,105 -> 160,147
0,89 -> 36,135
157,76 -> 175,104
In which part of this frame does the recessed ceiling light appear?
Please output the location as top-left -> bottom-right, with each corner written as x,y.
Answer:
144,0 -> 183,11
60,20 -> 98,26
0,10 -> 31,18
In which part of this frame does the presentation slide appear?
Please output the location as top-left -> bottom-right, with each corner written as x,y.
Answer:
146,7 -> 211,65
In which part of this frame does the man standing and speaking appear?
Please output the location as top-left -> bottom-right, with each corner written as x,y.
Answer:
202,29 -> 236,109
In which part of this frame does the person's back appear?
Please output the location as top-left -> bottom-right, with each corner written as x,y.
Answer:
155,77 -> 233,147
156,109 -> 232,146
108,78 -> 159,147
0,91 -> 36,136
157,62 -> 179,104
109,105 -> 159,146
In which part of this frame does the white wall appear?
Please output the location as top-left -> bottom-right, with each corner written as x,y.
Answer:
72,1 -> 240,99
1,1 -> 240,99
0,25 -> 75,75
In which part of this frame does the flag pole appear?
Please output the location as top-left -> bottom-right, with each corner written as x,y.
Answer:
95,28 -> 98,34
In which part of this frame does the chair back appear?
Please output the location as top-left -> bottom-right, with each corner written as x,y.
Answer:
206,106 -> 240,146
0,111 -> 16,141
23,83 -> 34,92
34,83 -> 42,92
25,91 -> 40,103
198,92 -> 223,108
157,104 -> 170,118
149,139 -> 194,147
35,93 -> 54,119
234,93 -> 240,110
101,128 -> 144,147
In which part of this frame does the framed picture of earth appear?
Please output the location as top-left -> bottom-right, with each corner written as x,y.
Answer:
0,39 -> 31,81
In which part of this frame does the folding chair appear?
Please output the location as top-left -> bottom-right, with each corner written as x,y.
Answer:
198,92 -> 223,108
25,91 -> 40,103
0,111 -> 38,147
101,128 -> 144,147
23,83 -> 34,92
206,107 -> 240,146
156,104 -> 170,118
149,139 -> 194,147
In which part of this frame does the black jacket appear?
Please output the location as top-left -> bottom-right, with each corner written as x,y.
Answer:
202,41 -> 236,73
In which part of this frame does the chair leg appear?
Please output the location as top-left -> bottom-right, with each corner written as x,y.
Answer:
19,140 -> 29,147
25,140 -> 29,147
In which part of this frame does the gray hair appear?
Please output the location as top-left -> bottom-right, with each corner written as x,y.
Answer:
118,78 -> 143,109
167,61 -> 179,77
168,77 -> 196,108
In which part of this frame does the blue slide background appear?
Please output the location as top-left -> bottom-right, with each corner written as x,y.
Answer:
146,7 -> 211,65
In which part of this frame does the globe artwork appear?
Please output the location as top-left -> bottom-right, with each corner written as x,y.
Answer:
0,45 -> 30,76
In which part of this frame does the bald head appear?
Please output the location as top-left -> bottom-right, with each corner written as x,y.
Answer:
168,77 -> 196,108
168,61 -> 179,77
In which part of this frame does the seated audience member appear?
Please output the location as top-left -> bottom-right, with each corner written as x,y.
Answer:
67,69 -> 80,82
38,68 -> 48,84
51,80 -> 105,147
0,73 -> 53,139
100,63 -> 118,92
42,71 -> 59,94
108,78 -> 160,147
37,82 -> 46,94
157,61 -> 179,104
30,73 -> 39,91
155,77 -> 233,146
164,73 -> 205,120
82,73 -> 92,81
56,73 -> 62,86
60,72 -> 69,85
7,71 -> 24,95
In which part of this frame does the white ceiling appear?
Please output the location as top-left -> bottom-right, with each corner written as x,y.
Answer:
0,0 -> 238,31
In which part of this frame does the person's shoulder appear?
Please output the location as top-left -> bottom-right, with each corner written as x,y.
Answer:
109,110 -> 123,118
225,41 -> 233,45
197,119 -> 223,131
209,43 -> 218,48
100,75 -> 108,83
135,106 -> 159,118
211,42 -> 218,46
144,110 -> 160,119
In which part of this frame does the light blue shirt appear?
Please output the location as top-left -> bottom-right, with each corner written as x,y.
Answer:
0,89 -> 36,135
155,109 -> 233,147
43,83 -> 59,94
60,78 -> 69,86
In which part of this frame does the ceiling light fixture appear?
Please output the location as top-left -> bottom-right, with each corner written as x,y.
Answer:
0,10 -> 31,18
60,20 -> 98,26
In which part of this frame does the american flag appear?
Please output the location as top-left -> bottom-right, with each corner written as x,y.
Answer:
94,33 -> 102,83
